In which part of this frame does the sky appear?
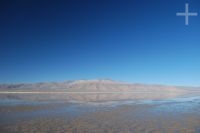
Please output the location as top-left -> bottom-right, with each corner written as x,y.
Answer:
0,0 -> 200,86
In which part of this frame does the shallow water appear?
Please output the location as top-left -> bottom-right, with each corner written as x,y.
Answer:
0,94 -> 200,133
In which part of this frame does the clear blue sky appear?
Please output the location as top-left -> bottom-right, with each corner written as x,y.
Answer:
0,0 -> 200,86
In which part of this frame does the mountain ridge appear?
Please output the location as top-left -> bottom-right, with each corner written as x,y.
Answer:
0,79 -> 199,92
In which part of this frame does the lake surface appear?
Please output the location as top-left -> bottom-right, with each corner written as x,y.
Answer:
0,93 -> 200,133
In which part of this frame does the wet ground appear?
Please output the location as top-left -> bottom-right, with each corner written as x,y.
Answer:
0,94 -> 200,133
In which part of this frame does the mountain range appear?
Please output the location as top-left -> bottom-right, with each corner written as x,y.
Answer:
0,80 -> 199,102
0,79 -> 198,92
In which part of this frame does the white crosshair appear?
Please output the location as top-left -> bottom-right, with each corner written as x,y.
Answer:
176,3 -> 198,25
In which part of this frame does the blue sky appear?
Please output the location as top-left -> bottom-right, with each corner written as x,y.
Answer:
0,0 -> 200,86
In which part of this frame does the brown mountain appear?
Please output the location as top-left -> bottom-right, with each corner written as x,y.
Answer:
0,80 -> 199,102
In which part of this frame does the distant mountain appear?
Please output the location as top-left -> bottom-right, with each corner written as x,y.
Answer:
0,79 -> 197,92
0,80 -> 199,102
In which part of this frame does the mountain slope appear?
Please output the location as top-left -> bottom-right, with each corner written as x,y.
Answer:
0,80 -> 199,102
0,79 -> 192,92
